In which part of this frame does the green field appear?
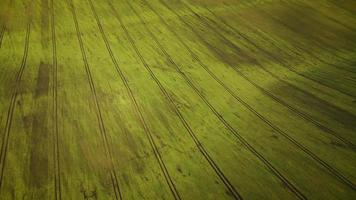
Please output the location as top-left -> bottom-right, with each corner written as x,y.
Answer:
0,0 -> 355,199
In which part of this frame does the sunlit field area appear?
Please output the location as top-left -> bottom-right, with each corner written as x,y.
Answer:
0,0 -> 355,199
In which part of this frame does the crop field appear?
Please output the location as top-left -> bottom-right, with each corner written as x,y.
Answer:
0,0 -> 355,199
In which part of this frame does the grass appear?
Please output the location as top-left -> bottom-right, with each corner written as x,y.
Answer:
0,0 -> 355,199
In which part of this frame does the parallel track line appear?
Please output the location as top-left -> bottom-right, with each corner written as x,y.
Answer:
0,22 -> 30,190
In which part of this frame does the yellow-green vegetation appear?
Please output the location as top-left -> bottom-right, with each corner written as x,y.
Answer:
0,0 -> 355,199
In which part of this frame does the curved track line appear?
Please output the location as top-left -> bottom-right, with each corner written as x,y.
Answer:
109,1 -> 242,199
50,0 -> 61,199
66,0 -> 121,198
0,22 -> 30,190
88,0 -> 181,199
160,0 -> 356,190
201,7 -> 356,149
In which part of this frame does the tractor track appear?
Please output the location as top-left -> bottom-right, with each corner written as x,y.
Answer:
0,22 -> 30,190
50,0 -> 61,199
66,0 -> 121,198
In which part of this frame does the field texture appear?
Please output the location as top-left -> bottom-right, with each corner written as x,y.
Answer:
0,0 -> 356,199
